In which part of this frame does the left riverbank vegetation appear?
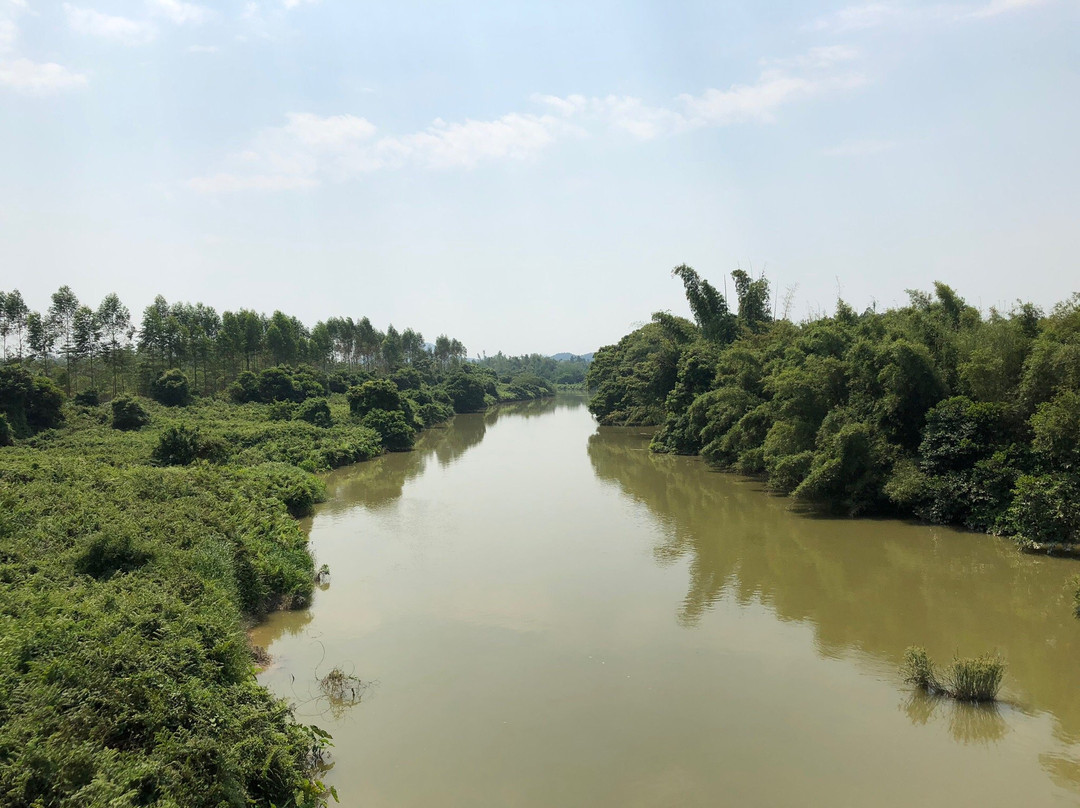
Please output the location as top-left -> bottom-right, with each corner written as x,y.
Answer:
588,265 -> 1080,558
0,285 -> 559,806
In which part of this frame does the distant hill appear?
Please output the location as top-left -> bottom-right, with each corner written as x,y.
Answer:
551,352 -> 594,363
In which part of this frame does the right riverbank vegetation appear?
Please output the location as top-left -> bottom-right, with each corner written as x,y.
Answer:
588,266 -> 1080,557
0,286 -> 578,807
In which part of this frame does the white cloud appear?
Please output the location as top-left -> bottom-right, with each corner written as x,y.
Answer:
970,0 -> 1050,18
1,2 -> 88,93
389,112 -> 577,169
823,138 -> 899,156
0,18 -> 16,53
810,3 -> 907,32
148,0 -> 210,25
0,56 -> 88,93
283,112 -> 377,147
282,0 -> 318,8
187,43 -> 219,53
185,173 -> 318,192
812,0 -> 1056,30
681,71 -> 867,126
64,4 -> 156,44
767,45 -> 862,69
188,47 -> 868,192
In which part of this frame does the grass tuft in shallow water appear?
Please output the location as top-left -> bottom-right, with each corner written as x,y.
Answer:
902,646 -> 1005,702
901,646 -> 939,691
942,655 -> 1005,702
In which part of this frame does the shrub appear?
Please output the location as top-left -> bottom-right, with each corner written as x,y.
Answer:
152,424 -> 201,466
901,646 -> 1005,702
151,368 -> 192,407
229,370 -> 260,403
0,413 -> 11,447
901,647 -> 938,691
942,655 -> 1005,702
0,366 -> 65,436
111,395 -> 151,431
296,398 -> 333,428
362,408 -> 414,452
257,366 -> 299,402
445,369 -> 488,413
1006,473 -> 1080,545
245,462 -> 326,516
347,378 -> 401,417
73,388 -> 100,407
267,400 -> 296,421
74,532 -> 152,580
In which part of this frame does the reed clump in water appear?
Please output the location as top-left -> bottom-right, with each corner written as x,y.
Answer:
901,646 -> 1005,702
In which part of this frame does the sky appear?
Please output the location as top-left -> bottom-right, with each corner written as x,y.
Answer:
1,0 -> 1078,356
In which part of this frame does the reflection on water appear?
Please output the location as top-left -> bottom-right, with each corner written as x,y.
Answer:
901,691 -> 1010,745
256,395 -> 1080,807
588,427 -> 1080,743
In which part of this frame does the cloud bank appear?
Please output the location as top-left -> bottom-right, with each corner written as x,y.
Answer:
188,49 -> 868,192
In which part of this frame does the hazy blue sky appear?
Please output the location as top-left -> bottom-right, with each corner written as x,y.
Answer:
1,0 -> 1077,355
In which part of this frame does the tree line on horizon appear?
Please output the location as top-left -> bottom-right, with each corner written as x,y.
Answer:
0,286 -> 469,398
588,265 -> 1080,551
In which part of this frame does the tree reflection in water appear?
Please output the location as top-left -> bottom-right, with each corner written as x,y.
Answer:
586,424 -> 1080,755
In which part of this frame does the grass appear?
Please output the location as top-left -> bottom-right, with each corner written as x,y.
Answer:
901,646 -> 1005,702
0,393 -> 401,806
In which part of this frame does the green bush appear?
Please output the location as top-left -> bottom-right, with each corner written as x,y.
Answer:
268,400 -> 297,421
0,413 -> 12,447
362,408 -> 414,451
73,388 -> 100,407
1006,473 -> 1080,546
150,368 -> 192,407
111,396 -> 151,431
152,424 -> 201,466
74,532 -> 153,580
0,458 -> 327,806
445,368 -> 488,413
229,370 -> 260,403
901,646 -> 1005,702
901,647 -> 938,691
347,378 -> 401,417
942,655 -> 1005,702
296,397 -> 333,428
0,365 -> 65,436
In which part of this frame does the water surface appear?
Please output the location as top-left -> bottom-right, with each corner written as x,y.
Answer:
253,395 -> 1080,806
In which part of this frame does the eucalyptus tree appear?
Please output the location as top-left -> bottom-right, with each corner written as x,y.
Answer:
7,290 -> 28,359
401,328 -> 426,365
356,317 -> 382,368
72,305 -> 101,390
0,291 -> 7,358
26,311 -> 55,375
48,285 -> 80,392
96,293 -> 131,395
381,324 -> 403,370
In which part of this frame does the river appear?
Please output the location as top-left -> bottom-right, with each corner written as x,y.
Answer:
251,394 -> 1080,807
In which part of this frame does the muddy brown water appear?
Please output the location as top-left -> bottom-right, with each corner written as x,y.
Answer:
252,394 -> 1080,807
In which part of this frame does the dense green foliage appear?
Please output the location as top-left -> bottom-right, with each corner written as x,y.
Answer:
476,352 -> 591,385
0,446 -> 330,806
111,395 -> 151,431
589,265 -> 1080,548
0,285 -> 565,805
0,365 -> 65,438
151,369 -> 193,407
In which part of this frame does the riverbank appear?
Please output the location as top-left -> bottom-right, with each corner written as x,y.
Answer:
0,376 -> 557,806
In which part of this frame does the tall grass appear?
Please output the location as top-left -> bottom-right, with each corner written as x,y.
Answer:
901,646 -> 1005,702
942,655 -> 1006,702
